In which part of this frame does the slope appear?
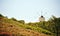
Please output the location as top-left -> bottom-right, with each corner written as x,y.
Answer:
0,17 -> 52,36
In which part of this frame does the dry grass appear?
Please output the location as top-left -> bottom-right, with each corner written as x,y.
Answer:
0,18 -> 52,36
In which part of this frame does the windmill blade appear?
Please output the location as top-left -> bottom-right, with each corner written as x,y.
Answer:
43,12 -> 47,16
36,10 -> 43,16
41,10 -> 43,16
36,11 -> 40,16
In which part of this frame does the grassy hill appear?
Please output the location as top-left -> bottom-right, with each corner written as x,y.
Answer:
0,16 -> 53,36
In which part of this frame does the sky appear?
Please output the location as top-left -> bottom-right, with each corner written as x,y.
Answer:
0,0 -> 60,23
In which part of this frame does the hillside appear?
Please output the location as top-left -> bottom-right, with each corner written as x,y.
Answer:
0,17 -> 52,36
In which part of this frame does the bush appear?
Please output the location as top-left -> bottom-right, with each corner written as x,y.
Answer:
18,20 -> 25,24
0,14 -> 4,17
11,18 -> 17,21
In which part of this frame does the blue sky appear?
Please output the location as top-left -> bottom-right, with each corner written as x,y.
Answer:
0,0 -> 60,23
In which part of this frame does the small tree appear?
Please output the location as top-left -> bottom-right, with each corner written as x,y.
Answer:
11,17 -> 17,21
18,20 -> 25,24
49,16 -> 60,36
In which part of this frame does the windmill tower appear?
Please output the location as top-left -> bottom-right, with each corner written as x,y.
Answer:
39,11 -> 45,22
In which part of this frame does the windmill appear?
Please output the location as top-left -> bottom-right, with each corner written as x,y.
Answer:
39,10 -> 45,22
